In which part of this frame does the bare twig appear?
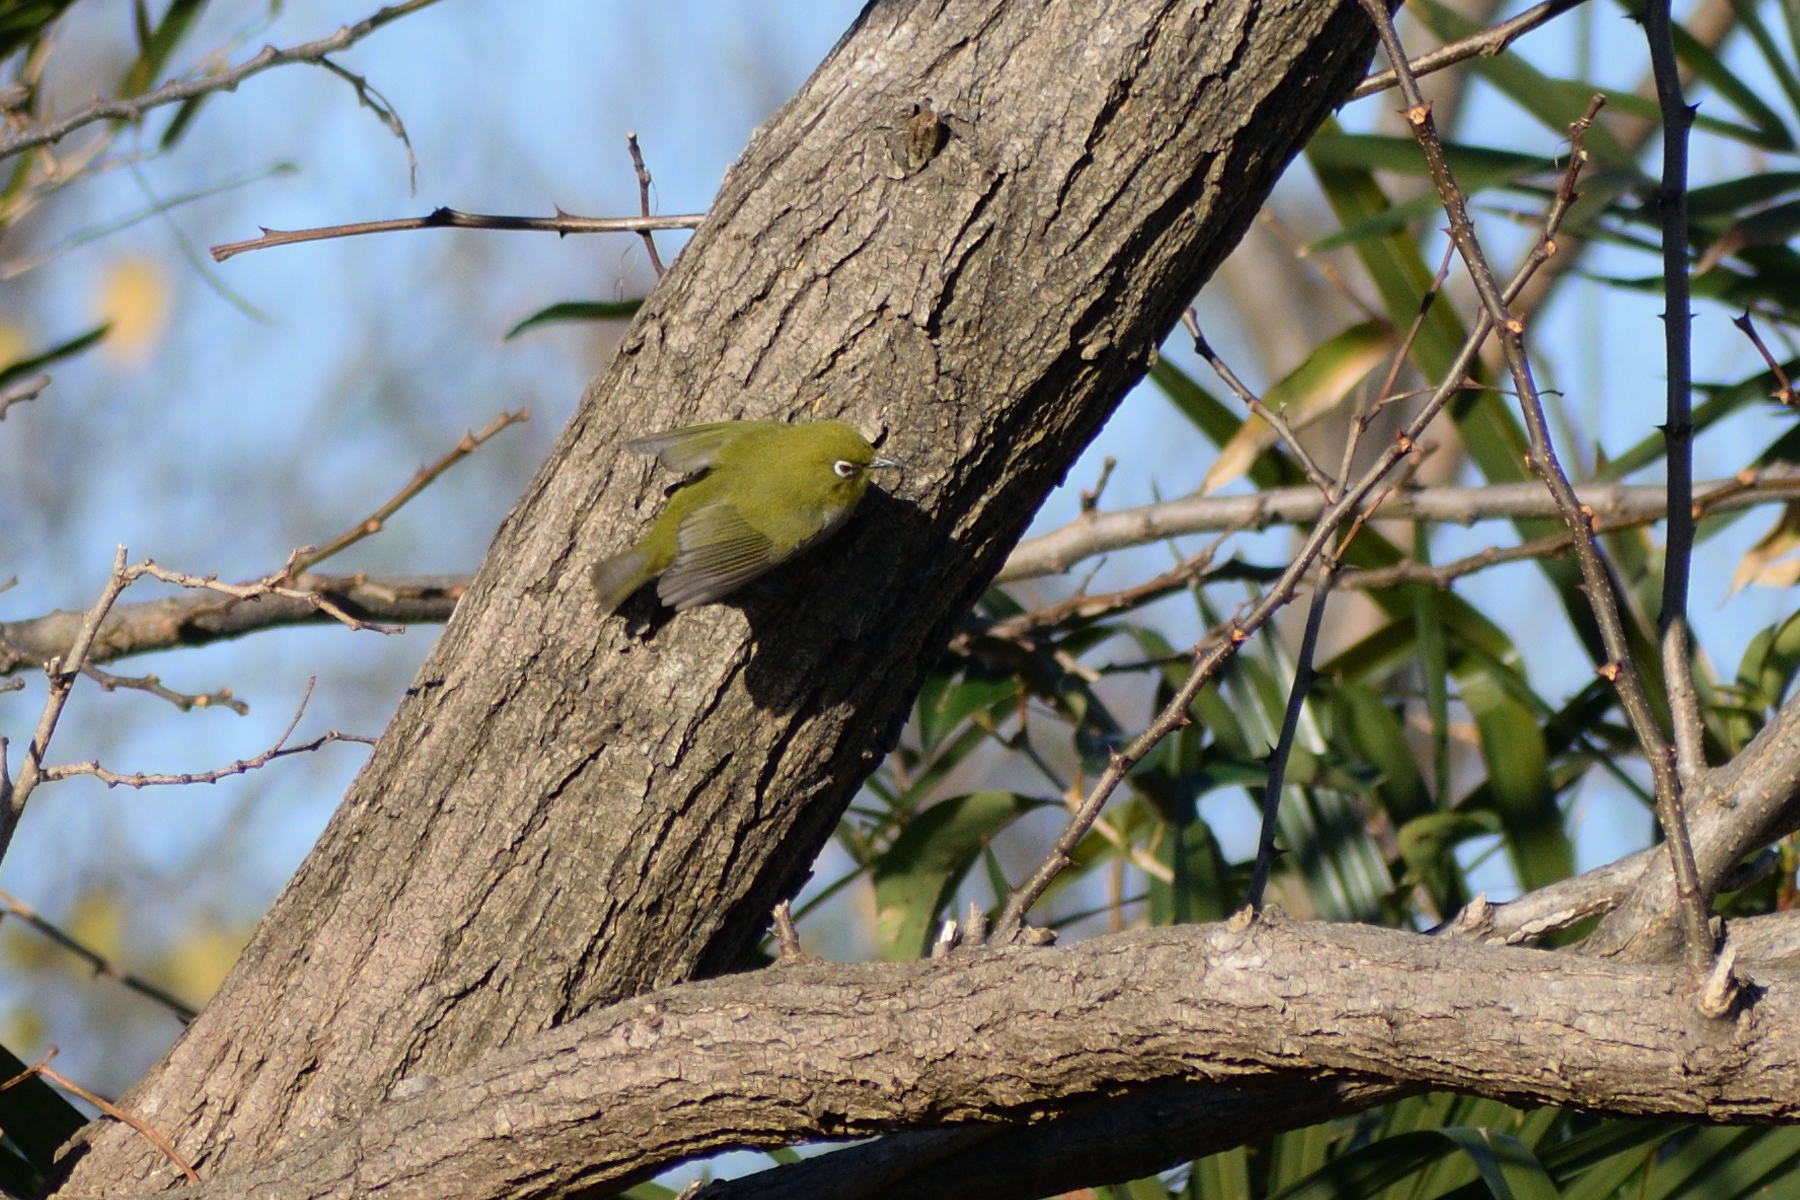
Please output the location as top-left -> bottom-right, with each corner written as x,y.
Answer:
288,409 -> 528,576
211,208 -> 704,262
42,678 -> 375,789
0,547 -> 134,868
627,132 -> 667,277
1644,0 -> 1696,635
0,372 -> 49,419
3,1051 -> 200,1183
316,57 -> 417,192
1349,0 -> 1589,101
1244,564 -> 1337,912
0,888 -> 199,1022
80,664 -> 247,715
1184,312 -> 1339,495
1358,5 -> 1714,974
1732,311 -> 1797,407
0,0 -> 446,163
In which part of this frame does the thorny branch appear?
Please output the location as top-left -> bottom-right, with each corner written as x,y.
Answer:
211,208 -> 705,262
1348,0 -> 1588,101
989,125 -> 1594,943
0,0 -> 447,162
1357,3 -> 1715,976
1644,0 -> 1697,635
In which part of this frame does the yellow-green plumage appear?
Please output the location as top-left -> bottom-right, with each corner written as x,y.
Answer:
592,419 -> 897,614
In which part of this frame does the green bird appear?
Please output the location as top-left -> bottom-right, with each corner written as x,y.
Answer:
592,418 -> 899,614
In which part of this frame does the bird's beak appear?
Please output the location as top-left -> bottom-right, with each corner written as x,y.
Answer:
870,456 -> 901,470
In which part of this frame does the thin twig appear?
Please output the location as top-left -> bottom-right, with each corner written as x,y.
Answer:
80,664 -> 247,715
0,547 -> 133,869
1645,0 -> 1696,635
0,889 -> 199,1022
1732,310 -> 1797,407
1185,312 -> 1339,495
42,678 -> 375,788
1359,3 -> 1714,973
211,207 -> 704,262
0,0 -> 446,163
10,1053 -> 201,1183
0,372 -> 49,419
627,132 -> 666,277
990,143 -> 1588,941
1663,619 -> 1707,792
316,57 -> 417,192
288,409 -> 528,576
1349,0 -> 1589,101
1244,563 -> 1337,912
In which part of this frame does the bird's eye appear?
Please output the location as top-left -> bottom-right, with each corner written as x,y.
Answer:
833,460 -> 859,479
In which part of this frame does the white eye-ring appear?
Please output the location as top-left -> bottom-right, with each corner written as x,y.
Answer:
833,460 -> 859,478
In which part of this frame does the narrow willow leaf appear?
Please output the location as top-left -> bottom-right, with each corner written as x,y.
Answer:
503,298 -> 644,339
871,791 -> 1046,959
0,323 -> 110,391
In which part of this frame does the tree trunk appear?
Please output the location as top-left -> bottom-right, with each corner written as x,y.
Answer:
56,0 -> 1380,1192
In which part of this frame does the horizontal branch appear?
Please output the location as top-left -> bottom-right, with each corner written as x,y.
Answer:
10,469 -> 1799,671
139,919 -> 1798,1200
998,469 -> 1800,581
209,209 -> 705,263
0,575 -> 465,678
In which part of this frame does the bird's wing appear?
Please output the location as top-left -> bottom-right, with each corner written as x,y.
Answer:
658,502 -> 778,610
626,420 -> 775,475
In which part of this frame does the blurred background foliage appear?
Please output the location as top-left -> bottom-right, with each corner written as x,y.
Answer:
2,1 -> 1800,1198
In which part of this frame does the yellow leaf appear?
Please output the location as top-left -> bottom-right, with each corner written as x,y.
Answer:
1731,502 -> 1800,595
95,257 -> 170,362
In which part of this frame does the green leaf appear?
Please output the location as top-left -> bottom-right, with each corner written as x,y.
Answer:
1333,683 -> 1428,824
1461,672 -> 1569,889
1397,810 -> 1500,909
0,0 -> 77,62
1188,1145 -> 1253,1200
916,671 -> 1020,754
0,323 -> 110,391
503,298 -> 644,340
870,791 -> 1046,959
120,0 -> 209,99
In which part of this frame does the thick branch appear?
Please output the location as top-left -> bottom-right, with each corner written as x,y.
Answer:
0,575 -> 465,676
132,920 -> 1800,1200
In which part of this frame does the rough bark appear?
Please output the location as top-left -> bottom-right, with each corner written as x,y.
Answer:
55,0 -> 1382,1193
117,918 -> 1800,1200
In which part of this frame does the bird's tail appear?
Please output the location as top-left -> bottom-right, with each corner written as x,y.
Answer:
591,548 -> 655,615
